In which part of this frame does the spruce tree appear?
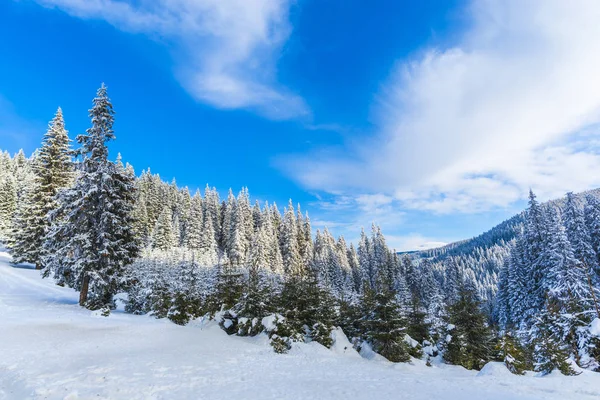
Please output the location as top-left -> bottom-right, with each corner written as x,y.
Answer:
531,294 -> 577,375
444,283 -> 493,370
0,176 -> 16,241
564,192 -> 596,269
152,208 -> 176,251
235,262 -> 273,336
360,275 -> 411,362
280,200 -> 302,276
43,84 -> 139,310
495,332 -> 533,375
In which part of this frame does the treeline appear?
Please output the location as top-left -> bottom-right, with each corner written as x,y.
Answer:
1,84 -> 597,374
495,191 -> 600,374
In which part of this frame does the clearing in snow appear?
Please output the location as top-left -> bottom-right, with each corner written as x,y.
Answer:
0,251 -> 598,400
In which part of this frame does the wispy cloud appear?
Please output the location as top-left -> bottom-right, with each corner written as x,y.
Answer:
385,234 -> 447,253
32,0 -> 308,120
282,0 -> 600,213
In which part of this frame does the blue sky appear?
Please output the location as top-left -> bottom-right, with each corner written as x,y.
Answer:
2,0 -> 600,250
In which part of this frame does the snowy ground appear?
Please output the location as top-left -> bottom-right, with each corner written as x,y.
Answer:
1,252 -> 599,400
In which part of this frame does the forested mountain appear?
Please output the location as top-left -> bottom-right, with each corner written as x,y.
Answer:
0,84 -> 598,376
408,190 -> 600,311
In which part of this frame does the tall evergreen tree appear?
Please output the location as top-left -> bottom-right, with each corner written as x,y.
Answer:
280,200 -> 302,276
152,208 -> 176,251
43,84 -> 139,310
360,275 -> 411,362
444,283 -> 493,370
11,108 -> 73,267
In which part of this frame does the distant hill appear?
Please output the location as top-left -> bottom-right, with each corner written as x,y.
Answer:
406,188 -> 600,303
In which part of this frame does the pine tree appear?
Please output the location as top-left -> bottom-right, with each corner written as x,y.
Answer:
584,194 -> 600,278
523,190 -> 550,319
280,200 -> 302,276
564,193 -> 596,269
531,294 -> 577,375
277,267 -> 335,348
347,243 -> 362,293
43,84 -> 139,310
406,293 -> 431,345
11,108 -> 73,267
153,208 -> 176,251
0,176 -> 17,241
168,256 -> 203,325
444,283 -> 493,370
185,193 -> 203,250
199,213 -> 218,266
495,332 -> 533,375
360,275 -> 411,363
235,262 -> 273,336
358,228 -> 374,290
212,262 -> 245,312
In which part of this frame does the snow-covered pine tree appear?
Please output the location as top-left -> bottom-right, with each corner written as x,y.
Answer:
358,228 -> 374,290
564,192 -> 596,270
543,206 -> 596,364
359,273 -> 411,363
185,192 -> 203,250
235,225 -> 274,336
347,243 -> 362,293
229,197 -> 248,266
153,208 -> 176,251
0,175 -> 17,241
43,84 -> 139,310
444,281 -> 493,370
584,194 -> 600,278
531,293 -> 577,375
523,190 -> 550,320
198,211 -> 219,266
494,332 -> 533,375
168,254 -> 204,325
11,108 -> 73,268
280,200 -> 302,276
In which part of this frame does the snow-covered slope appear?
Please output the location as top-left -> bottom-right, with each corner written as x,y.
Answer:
1,251 -> 599,400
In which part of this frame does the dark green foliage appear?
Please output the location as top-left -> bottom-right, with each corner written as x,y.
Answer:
311,321 -> 333,348
268,316 -> 301,354
444,284 -> 493,370
211,264 -> 244,313
149,279 -> 172,319
125,280 -> 150,315
234,267 -> 273,336
276,272 -> 335,348
168,292 -> 197,326
495,333 -> 533,375
336,299 -> 362,341
360,279 -> 411,363
219,310 -> 239,335
407,295 -> 431,344
532,296 -> 578,376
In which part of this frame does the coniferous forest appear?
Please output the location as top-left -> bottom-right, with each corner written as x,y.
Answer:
1,85 -> 599,375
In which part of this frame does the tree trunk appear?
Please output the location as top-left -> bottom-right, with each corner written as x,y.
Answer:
35,262 -> 42,270
79,275 -> 90,307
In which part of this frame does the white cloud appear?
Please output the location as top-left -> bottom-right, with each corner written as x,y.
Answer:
283,0 -> 600,212
33,0 -> 308,120
384,234 -> 447,253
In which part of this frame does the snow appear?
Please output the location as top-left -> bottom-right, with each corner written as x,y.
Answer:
477,362 -> 515,377
1,251 -> 600,400
329,328 -> 360,358
405,334 -> 419,348
590,318 -> 600,336
261,313 -> 282,331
